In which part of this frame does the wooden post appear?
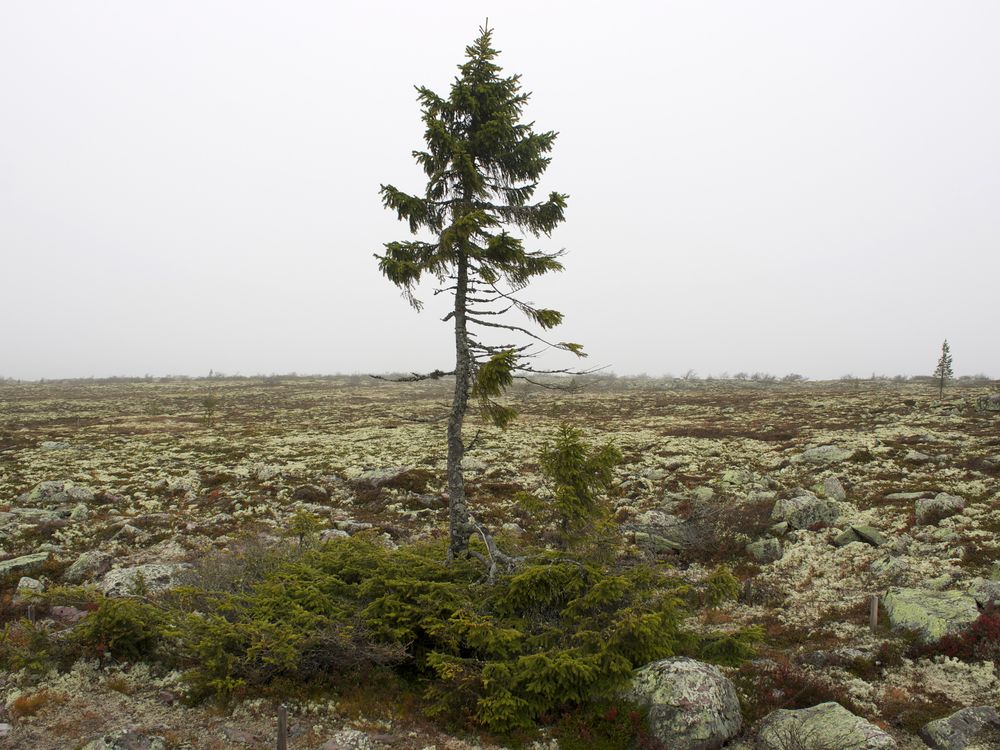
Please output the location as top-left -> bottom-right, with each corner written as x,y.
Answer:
869,594 -> 879,632
277,705 -> 287,750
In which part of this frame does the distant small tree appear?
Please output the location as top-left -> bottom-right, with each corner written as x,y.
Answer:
934,339 -> 954,398
377,24 -> 585,563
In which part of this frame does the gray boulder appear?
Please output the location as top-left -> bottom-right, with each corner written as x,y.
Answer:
624,657 -> 741,750
772,495 -> 840,530
17,480 -> 95,508
0,552 -> 50,578
755,702 -> 896,749
746,538 -> 783,563
916,493 -> 965,525
920,706 -> 1000,750
882,587 -> 980,642
64,550 -> 114,584
834,525 -> 887,548
100,563 -> 190,597
822,476 -> 847,502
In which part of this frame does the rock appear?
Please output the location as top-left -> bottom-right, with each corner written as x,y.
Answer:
100,563 -> 190,597
746,538 -> 783,563
920,706 -> 1000,750
319,528 -> 350,543
64,550 -> 114,583
834,528 -> 862,546
624,656 -> 741,750
755,702 -> 896,749
835,525 -> 887,548
768,521 -> 789,537
17,480 -> 96,508
976,394 -> 1000,412
10,507 -> 65,523
80,729 -> 167,750
851,525 -> 888,547
721,469 -> 753,486
822,476 -> 847,502
795,445 -> 855,464
771,495 -> 840,530
916,493 -> 965,525
13,576 -> 44,604
631,511 -> 699,551
50,605 -> 88,623
969,578 -> 1000,608
882,587 -> 980,642
291,484 -> 329,502
692,486 -> 715,502
0,551 -> 50,577
321,728 -> 376,750
905,450 -> 933,463
0,723 -> 9,738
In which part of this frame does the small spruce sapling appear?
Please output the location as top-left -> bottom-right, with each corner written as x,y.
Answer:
518,425 -> 621,551
933,339 -> 954,398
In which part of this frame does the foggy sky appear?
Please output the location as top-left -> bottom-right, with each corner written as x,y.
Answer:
2,1 -> 998,381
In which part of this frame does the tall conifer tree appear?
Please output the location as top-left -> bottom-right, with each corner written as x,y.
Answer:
934,339 -> 954,398
377,25 -> 583,561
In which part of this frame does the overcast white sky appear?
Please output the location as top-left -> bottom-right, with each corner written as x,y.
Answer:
2,1 -> 998,381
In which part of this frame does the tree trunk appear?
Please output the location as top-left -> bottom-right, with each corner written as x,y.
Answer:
447,253 -> 472,559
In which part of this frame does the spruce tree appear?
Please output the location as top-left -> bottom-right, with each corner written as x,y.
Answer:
377,25 -> 583,561
934,339 -> 954,398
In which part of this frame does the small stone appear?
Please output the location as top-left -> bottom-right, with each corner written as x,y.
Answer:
795,445 -> 855,464
0,552 -> 50,578
771,495 -> 840,530
905,450 -> 933,463
64,550 -> 114,583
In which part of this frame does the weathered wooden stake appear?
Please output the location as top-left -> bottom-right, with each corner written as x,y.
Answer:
869,594 -> 879,632
277,704 -> 287,750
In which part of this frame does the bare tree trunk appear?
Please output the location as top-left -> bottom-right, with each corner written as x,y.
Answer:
447,253 -> 472,559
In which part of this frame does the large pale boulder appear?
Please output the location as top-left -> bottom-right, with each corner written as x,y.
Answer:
921,706 -> 1000,750
0,552 -> 50,578
64,550 -> 113,583
771,495 -> 840,530
624,657 -> 741,750
100,564 -> 190,598
882,587 -> 979,642
755,702 -> 896,749
17,480 -> 95,508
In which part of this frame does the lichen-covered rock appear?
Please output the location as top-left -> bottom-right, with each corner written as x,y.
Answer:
916,493 -> 965,525
835,525 -> 887,547
755,702 -> 896,749
13,576 -> 44,604
100,563 -> 190,597
64,550 -> 114,584
883,587 -> 980,642
747,538 -> 783,562
624,657 -> 741,750
968,578 -> 1000,608
17,480 -> 96,508
0,551 -> 50,578
291,484 -> 329,502
822,476 -> 847,501
794,445 -> 855,464
771,494 -> 840,530
920,706 -> 1000,750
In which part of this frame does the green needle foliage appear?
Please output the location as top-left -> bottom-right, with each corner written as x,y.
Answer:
934,339 -> 954,398
377,24 -> 585,558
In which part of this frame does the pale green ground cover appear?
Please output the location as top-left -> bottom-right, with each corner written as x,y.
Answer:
0,376 -> 998,748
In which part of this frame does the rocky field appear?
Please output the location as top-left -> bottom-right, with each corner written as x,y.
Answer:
1,376 -> 999,749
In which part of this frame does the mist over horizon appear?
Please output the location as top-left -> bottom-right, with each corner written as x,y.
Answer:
3,1 -> 998,383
